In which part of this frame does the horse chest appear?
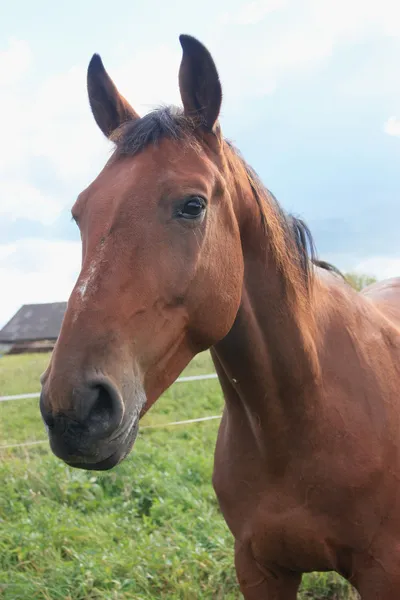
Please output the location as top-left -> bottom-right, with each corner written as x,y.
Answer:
212,437 -> 379,573
214,464 -> 337,571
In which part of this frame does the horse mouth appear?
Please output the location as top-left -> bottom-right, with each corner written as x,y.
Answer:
51,417 -> 140,471
67,450 -> 122,471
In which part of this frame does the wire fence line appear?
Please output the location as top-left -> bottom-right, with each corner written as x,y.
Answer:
0,373 -> 222,451
0,373 -> 219,403
0,414 -> 223,451
0,392 -> 40,402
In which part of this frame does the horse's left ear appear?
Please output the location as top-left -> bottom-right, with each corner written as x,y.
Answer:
87,54 -> 139,138
178,34 -> 222,132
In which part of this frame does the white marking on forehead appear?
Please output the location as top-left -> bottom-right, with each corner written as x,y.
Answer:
77,259 -> 99,301
71,241 -> 107,322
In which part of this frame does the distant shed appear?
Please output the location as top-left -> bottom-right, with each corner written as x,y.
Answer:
0,302 -> 67,354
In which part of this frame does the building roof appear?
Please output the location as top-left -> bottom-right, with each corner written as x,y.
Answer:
0,302 -> 67,343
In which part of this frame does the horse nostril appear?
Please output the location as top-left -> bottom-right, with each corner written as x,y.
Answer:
40,377 -> 124,439
85,379 -> 124,437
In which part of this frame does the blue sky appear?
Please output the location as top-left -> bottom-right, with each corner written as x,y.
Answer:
0,0 -> 399,327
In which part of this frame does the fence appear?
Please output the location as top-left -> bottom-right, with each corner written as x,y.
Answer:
0,373 -> 218,403
0,373 -> 222,451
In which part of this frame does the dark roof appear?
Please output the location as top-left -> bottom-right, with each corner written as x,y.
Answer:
0,302 -> 67,343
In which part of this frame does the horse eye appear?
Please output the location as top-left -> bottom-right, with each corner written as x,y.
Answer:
178,197 -> 206,220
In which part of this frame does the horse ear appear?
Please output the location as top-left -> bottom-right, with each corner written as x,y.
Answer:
87,54 -> 139,138
178,35 -> 222,131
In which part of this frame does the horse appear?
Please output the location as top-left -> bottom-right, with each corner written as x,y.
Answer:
40,34 -> 400,598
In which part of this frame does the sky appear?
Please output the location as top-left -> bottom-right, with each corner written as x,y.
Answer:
0,0 -> 399,327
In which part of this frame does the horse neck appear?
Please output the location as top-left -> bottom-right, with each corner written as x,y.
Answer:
212,160 -> 321,458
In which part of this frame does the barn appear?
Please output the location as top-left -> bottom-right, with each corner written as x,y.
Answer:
0,302 -> 67,355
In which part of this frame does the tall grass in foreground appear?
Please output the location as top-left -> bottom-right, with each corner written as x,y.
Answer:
0,353 -> 358,599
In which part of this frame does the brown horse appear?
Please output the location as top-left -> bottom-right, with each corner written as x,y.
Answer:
40,35 -> 400,598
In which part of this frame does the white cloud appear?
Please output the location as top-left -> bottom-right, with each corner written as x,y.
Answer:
354,256 -> 400,279
0,40 -> 184,201
0,181 -> 63,225
214,0 -> 400,105
322,252 -> 400,280
225,0 -> 400,37
0,45 -> 34,173
384,116 -> 400,137
307,0 -> 400,43
2,5 -> 398,202
24,65 -> 112,186
112,44 -> 182,113
220,0 -> 287,25
0,38 -> 32,87
338,49 -> 400,100
0,239 -> 81,328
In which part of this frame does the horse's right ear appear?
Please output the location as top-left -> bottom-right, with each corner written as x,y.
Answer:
87,54 -> 139,138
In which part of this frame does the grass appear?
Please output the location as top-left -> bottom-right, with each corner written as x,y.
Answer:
0,352 -> 358,599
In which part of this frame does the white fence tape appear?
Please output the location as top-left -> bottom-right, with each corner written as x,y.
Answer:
0,392 -> 41,402
0,373 -> 218,403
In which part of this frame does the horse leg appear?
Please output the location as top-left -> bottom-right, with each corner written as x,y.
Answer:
235,541 -> 302,599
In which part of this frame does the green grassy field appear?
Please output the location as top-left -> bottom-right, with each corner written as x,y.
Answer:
0,352 -> 357,599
